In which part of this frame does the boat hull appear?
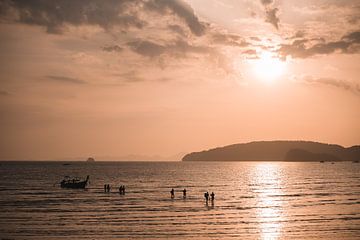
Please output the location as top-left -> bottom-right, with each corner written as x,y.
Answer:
60,176 -> 89,189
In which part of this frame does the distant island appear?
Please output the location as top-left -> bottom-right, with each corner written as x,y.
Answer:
86,157 -> 95,162
182,141 -> 360,162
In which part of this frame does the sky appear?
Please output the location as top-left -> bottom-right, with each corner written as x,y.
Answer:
0,0 -> 359,160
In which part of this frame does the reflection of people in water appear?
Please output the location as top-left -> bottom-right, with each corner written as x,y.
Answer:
211,192 -> 215,201
182,189 -> 187,198
170,188 -> 175,198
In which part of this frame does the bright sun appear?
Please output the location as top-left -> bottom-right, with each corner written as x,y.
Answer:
251,52 -> 286,83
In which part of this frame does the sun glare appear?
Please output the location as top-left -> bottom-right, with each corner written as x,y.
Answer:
251,52 -> 286,83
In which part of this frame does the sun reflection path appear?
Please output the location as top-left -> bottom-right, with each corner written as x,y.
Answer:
252,163 -> 284,240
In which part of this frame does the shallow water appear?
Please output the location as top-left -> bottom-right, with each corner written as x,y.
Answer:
0,161 -> 359,239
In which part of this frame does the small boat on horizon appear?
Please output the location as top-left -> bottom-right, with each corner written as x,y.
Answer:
60,175 -> 89,189
87,157 -> 95,162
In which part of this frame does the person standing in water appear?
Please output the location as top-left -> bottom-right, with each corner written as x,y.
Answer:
204,192 -> 209,202
170,188 -> 175,198
211,192 -> 215,201
182,189 -> 187,199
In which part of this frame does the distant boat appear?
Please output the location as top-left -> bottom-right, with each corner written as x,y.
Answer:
87,157 -> 95,162
353,160 -> 359,163
62,163 -> 71,166
60,175 -> 89,189
320,161 -> 325,163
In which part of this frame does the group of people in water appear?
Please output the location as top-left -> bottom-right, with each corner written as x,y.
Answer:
204,191 -> 215,202
104,184 -> 126,195
170,188 -> 215,202
170,188 -> 187,199
104,185 -> 214,203
119,185 -> 126,195
104,184 -> 111,192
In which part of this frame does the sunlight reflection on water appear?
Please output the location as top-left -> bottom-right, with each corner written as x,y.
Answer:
253,163 -> 283,240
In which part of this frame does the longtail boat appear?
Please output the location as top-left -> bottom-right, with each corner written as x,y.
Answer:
60,175 -> 89,189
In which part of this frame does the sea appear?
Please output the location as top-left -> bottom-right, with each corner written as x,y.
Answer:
0,161 -> 359,239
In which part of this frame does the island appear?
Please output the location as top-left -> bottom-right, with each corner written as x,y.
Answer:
86,157 -> 95,162
182,141 -> 360,162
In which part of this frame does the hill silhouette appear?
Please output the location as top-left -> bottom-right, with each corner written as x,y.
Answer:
182,141 -> 360,162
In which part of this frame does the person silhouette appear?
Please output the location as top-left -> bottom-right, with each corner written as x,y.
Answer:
170,188 -> 175,198
211,192 -> 215,201
182,188 -> 187,198
204,192 -> 209,202
122,185 -> 126,195
107,184 -> 110,193
104,184 -> 107,192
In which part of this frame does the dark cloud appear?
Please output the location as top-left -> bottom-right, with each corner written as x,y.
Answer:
211,33 -> 249,47
46,75 -> 86,84
265,8 -> 280,30
102,45 -> 123,53
279,30 -> 360,59
259,0 -> 280,30
127,40 -> 165,58
260,0 -> 273,5
0,0 -> 208,37
144,0 -> 206,36
0,0 -> 145,34
168,24 -> 186,36
127,39 -> 209,58
300,76 -> 360,95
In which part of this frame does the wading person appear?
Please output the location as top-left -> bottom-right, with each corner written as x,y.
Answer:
211,192 -> 215,201
182,188 -> 187,198
170,188 -> 175,199
204,192 -> 209,202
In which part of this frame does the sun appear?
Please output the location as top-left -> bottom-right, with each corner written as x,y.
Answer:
250,51 -> 286,83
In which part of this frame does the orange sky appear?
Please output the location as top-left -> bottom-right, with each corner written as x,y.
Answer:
0,0 -> 359,160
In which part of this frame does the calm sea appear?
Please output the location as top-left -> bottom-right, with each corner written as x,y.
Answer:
0,161 -> 359,239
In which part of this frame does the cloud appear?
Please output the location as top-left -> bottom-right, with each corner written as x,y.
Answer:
46,75 -> 86,84
127,38 -> 209,58
168,24 -> 186,36
0,0 -> 208,36
260,0 -> 273,5
102,45 -> 123,53
279,30 -> 360,59
0,0 -> 145,34
265,8 -> 280,30
296,75 -> 360,95
259,0 -> 280,30
0,0 -> 250,75
211,33 -> 249,47
242,49 -> 258,58
144,0 -> 206,36
118,71 -> 144,83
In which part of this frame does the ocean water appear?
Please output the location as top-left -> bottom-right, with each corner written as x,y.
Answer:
0,161 -> 359,239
